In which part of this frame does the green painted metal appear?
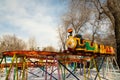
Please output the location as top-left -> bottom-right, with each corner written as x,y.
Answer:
5,57 -> 8,74
14,67 -> 16,80
85,42 -> 95,51
0,57 -> 3,64
59,64 -> 65,80
5,54 -> 16,80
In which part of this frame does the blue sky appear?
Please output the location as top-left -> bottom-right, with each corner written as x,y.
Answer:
0,0 -> 68,48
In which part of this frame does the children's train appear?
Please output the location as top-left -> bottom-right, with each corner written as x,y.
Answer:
66,28 -> 115,55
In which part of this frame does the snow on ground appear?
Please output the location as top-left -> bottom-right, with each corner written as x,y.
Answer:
0,67 -> 120,80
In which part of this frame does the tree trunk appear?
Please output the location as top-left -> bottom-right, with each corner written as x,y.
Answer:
107,0 -> 120,67
114,14 -> 120,68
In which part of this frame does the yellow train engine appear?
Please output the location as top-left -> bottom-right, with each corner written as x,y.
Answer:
66,28 -> 115,55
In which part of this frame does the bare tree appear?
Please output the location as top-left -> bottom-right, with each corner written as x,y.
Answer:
28,36 -> 37,50
91,0 -> 120,67
58,0 -> 91,51
0,34 -> 26,52
42,46 -> 56,52
62,0 -> 91,34
89,19 -> 100,42
57,25 -> 67,50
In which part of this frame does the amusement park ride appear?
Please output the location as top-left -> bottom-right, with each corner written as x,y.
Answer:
0,28 -> 120,80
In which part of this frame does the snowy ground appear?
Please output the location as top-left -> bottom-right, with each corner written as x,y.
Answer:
0,67 -> 120,80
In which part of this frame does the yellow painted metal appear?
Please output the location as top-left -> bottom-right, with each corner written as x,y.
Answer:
16,56 -> 18,80
93,58 -> 101,80
100,45 -> 105,54
26,57 -> 28,80
5,54 -> 16,80
83,61 -> 86,80
76,38 -> 85,46
66,36 -> 77,49
22,56 -> 26,80
87,56 -> 93,79
94,43 -> 99,53
76,48 -> 85,51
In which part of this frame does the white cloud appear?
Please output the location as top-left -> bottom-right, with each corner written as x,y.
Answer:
0,0 -> 64,48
